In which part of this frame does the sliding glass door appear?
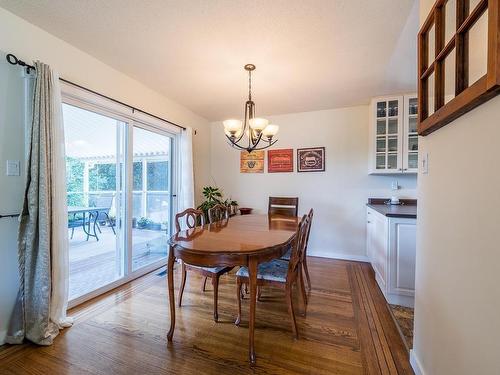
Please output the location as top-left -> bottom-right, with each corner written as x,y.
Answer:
63,100 -> 176,305
131,126 -> 172,271
64,103 -> 126,301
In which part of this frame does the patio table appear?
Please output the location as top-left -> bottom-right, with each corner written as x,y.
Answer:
68,206 -> 111,241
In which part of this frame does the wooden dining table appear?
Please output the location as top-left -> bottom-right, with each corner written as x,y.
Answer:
167,213 -> 299,364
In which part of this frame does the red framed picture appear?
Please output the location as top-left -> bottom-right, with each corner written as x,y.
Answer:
297,147 -> 325,172
268,149 -> 293,173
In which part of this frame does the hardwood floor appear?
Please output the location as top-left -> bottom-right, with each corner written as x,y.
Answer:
0,258 -> 413,374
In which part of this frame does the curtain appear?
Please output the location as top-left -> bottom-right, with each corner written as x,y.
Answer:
178,127 -> 195,213
6,61 -> 72,345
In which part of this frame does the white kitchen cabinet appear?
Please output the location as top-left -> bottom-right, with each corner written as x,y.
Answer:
366,207 -> 416,307
369,94 -> 418,174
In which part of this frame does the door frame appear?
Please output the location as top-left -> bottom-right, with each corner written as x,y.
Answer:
62,84 -> 179,309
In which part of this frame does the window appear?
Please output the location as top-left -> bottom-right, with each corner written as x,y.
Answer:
418,0 -> 500,135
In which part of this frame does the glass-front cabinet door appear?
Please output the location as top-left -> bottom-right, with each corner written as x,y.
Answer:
374,97 -> 403,173
403,96 -> 418,173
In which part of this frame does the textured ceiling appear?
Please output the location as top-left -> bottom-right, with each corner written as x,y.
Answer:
0,0 -> 418,121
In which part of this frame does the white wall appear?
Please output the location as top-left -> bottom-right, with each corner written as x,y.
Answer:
0,7 -> 211,345
210,106 -> 417,260
0,56 -> 26,344
412,1 -> 500,374
0,7 -> 211,203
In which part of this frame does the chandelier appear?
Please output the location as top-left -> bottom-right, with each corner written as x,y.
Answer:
223,64 -> 279,152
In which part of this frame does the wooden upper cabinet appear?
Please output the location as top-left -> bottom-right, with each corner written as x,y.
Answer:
418,0 -> 500,135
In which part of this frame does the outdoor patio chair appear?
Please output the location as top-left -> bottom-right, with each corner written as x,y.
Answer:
91,195 -> 116,235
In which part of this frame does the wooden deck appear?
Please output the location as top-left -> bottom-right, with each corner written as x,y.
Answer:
69,226 -> 167,299
0,257 -> 413,374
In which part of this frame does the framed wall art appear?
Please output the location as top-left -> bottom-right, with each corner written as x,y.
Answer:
297,147 -> 325,172
268,149 -> 293,173
240,150 -> 264,173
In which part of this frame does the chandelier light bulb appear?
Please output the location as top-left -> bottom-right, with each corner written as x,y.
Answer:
223,119 -> 243,136
249,117 -> 269,132
225,127 -> 243,138
262,124 -> 279,139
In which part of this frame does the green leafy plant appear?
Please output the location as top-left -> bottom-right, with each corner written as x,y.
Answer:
137,217 -> 153,229
197,186 -> 239,220
197,186 -> 223,219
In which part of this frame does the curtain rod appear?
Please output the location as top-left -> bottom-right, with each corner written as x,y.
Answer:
0,213 -> 20,219
5,53 -> 186,131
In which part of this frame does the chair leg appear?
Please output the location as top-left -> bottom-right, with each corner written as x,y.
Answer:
212,275 -> 220,322
178,262 -> 187,307
235,278 -> 242,326
71,227 -> 74,239
105,213 -> 116,235
201,276 -> 208,292
285,284 -> 298,339
299,268 -> 308,315
303,258 -> 312,291
96,222 -> 102,234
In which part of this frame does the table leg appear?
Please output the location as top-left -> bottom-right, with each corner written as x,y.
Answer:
167,246 -> 176,341
91,210 -> 100,241
248,257 -> 258,364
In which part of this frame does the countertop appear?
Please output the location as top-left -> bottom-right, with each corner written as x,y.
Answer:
366,199 -> 417,219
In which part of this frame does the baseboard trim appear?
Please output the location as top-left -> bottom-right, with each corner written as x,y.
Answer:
0,330 -> 6,346
308,251 -> 369,263
410,349 -> 424,375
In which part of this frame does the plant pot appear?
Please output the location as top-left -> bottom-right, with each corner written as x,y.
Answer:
147,223 -> 161,231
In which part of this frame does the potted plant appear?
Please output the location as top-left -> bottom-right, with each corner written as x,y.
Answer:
137,217 -> 152,229
197,186 -> 223,220
148,221 -> 162,231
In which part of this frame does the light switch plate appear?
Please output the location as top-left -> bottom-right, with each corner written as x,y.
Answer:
6,160 -> 21,176
421,153 -> 429,174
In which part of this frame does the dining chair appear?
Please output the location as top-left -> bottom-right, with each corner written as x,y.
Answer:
175,208 -> 233,321
268,196 -> 299,216
282,208 -> 314,292
208,204 -> 229,223
235,214 -> 309,338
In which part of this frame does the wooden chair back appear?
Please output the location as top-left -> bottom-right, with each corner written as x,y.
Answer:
268,197 -> 299,217
303,208 -> 314,260
175,208 -> 205,233
287,214 -> 309,278
208,204 -> 229,223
